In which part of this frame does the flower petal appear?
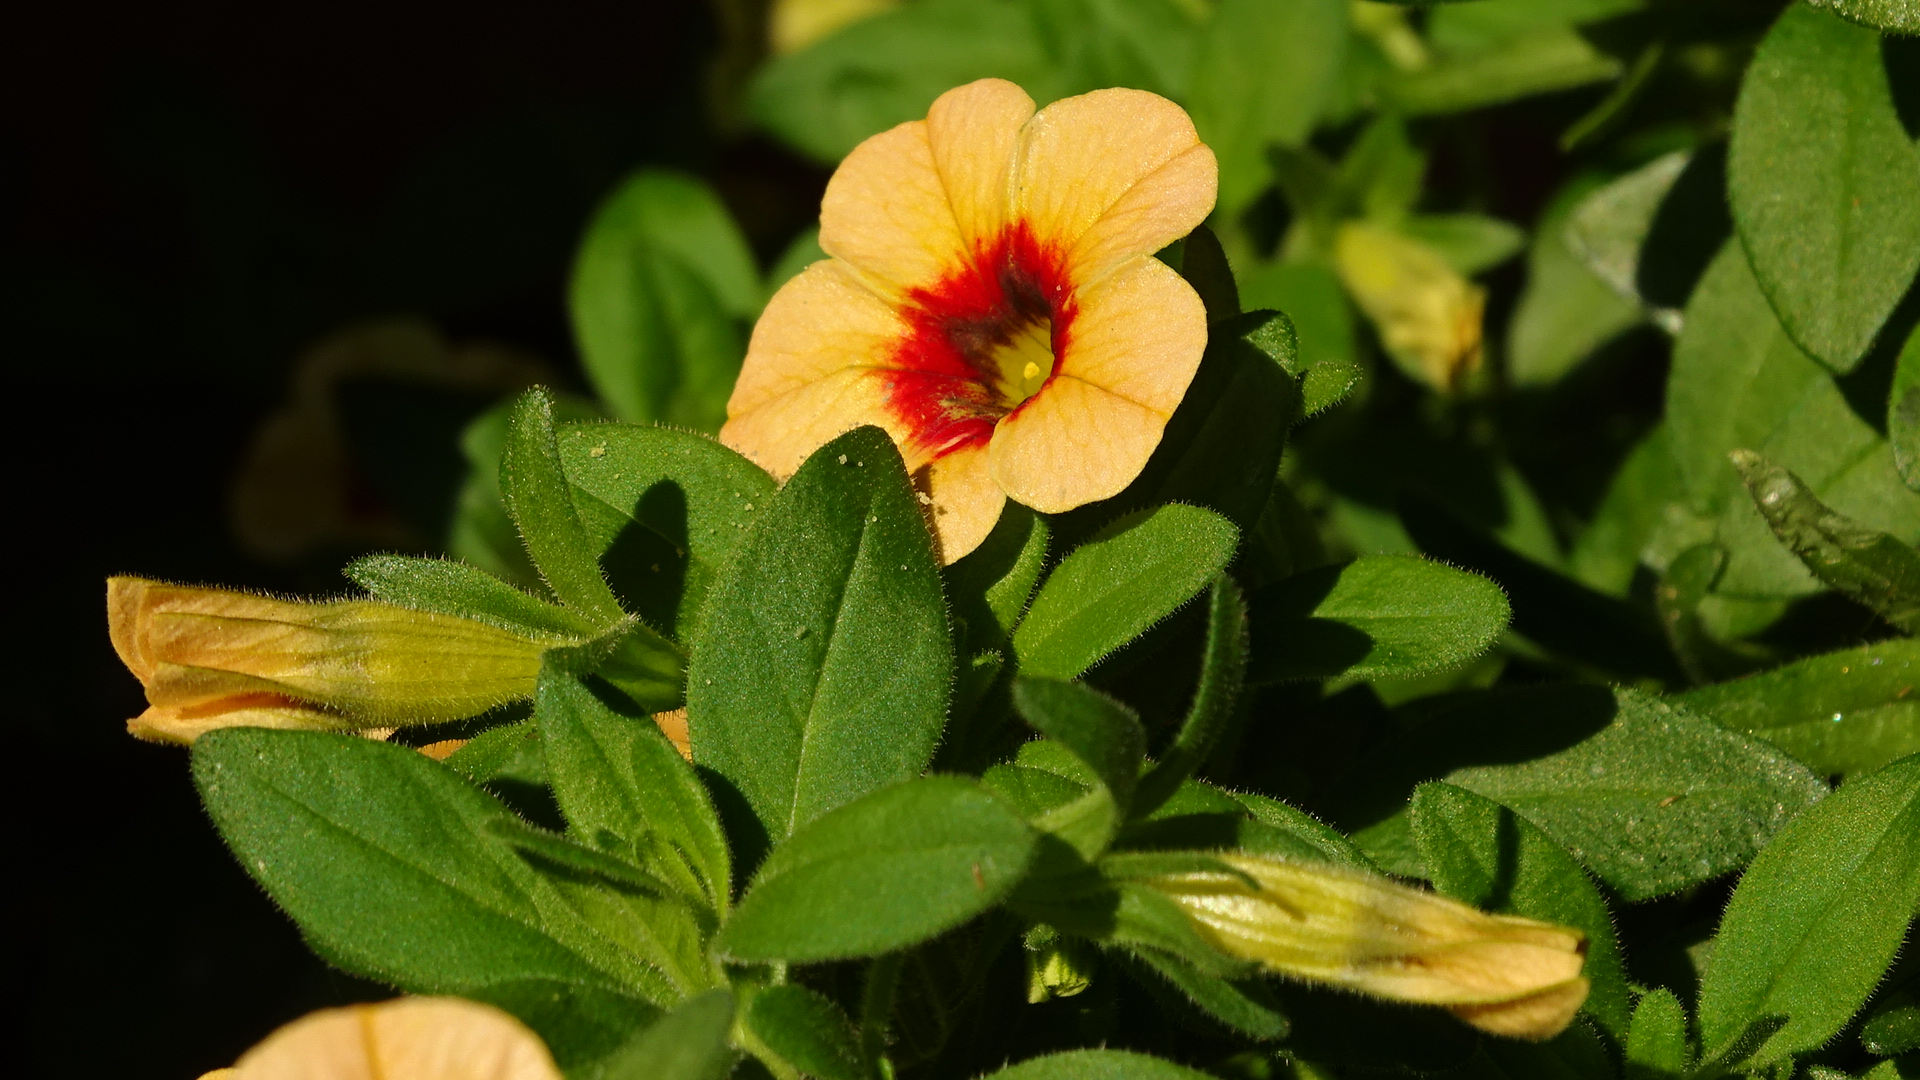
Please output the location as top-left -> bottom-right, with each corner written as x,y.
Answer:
729,259 -> 910,421
1070,143 -> 1218,285
231,997 -> 561,1080
988,256 -> 1205,512
919,441 -> 1007,562
1012,88 -> 1211,277
927,78 -> 1035,255
723,366 -> 895,481
819,116 -> 967,297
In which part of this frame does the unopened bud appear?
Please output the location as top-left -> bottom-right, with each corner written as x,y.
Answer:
1333,222 -> 1486,393
1145,854 -> 1588,1040
109,577 -> 569,745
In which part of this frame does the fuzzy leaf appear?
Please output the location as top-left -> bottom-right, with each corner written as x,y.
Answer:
1675,639 -> 1920,775
1246,555 -> 1510,683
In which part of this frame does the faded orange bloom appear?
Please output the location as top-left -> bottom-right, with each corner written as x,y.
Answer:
722,78 -> 1218,561
109,577 -> 561,745
198,997 -> 560,1080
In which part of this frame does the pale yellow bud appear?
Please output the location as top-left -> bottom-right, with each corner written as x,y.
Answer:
769,0 -> 900,54
1333,222 -> 1486,393
201,997 -> 560,1080
108,577 -> 571,745
1147,855 -> 1589,1041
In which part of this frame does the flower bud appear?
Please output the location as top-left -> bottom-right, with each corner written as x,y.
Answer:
1145,854 -> 1589,1040
109,577 -> 567,745
1333,221 -> 1486,393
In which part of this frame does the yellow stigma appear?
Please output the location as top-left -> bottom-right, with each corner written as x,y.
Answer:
991,318 -> 1056,409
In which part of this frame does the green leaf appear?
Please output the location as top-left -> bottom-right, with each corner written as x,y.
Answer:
748,0 -> 1057,164
569,170 -> 759,431
1164,223 -> 1240,323
1236,261 -> 1361,416
1409,782 -> 1632,1039
501,388 -> 629,627
1014,504 -> 1239,679
463,980 -> 665,1072
743,984 -> 864,1080
1245,554 -> 1510,683
1893,324 -> 1920,491
1625,987 -> 1691,1080
1808,0 -> 1920,33
1655,544 -> 1769,685
596,988 -> 737,1080
1729,3 -> 1920,373
1510,174 -> 1646,386
536,667 -> 730,910
1133,576 -> 1248,818
192,728 -> 674,1004
1677,639 -> 1920,777
1383,28 -> 1623,117
1119,948 -> 1289,1041
1399,213 -> 1526,276
1697,754 -> 1920,1068
1032,0 -> 1206,101
1732,450 -> 1920,631
687,427 -> 951,869
1446,689 -> 1829,900
1570,426 -> 1687,597
1187,0 -> 1348,217
555,420 -> 776,642
1863,982 -> 1920,1056
1230,792 -> 1383,874
1564,150 -> 1691,311
345,554 -> 598,640
977,1049 -> 1215,1080
443,719 -> 542,784
450,395 -> 600,593
946,504 -> 1051,650
714,776 -> 1036,962
1012,676 -> 1145,857
1400,492 -> 1686,683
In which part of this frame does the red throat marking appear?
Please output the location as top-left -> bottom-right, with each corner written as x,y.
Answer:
884,222 -> 1075,462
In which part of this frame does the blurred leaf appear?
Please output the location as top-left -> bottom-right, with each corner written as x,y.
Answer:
1564,150 -> 1689,310
1337,114 -> 1426,224
1188,0 -> 1348,216
1032,0 -> 1206,103
749,0 -> 1057,164
686,428 -> 951,871
715,777 -> 1036,962
1897,322 -> 1920,491
1729,3 -> 1920,373
537,668 -> 731,910
1384,29 -> 1623,116
1399,213 -> 1526,276
1246,554 -> 1510,683
1862,982 -> 1920,1056
570,170 -> 756,431
346,554 -> 599,640
596,988 -> 737,1080
1410,783 -> 1631,1039
193,728 -> 675,1004
977,1049 -> 1216,1080
1569,426 -> 1686,597
1443,689 -> 1829,900
555,420 -> 775,642
1237,261 -> 1361,414
1697,754 -> 1920,1069
1510,176 -> 1645,386
1732,450 -> 1920,630
743,984 -> 864,1080
1655,544 -> 1770,685
1625,987 -> 1691,1080
1675,639 -> 1920,776
1014,504 -> 1238,679
1808,0 -> 1920,33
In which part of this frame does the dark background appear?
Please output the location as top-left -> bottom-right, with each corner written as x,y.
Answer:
7,4 -> 822,1075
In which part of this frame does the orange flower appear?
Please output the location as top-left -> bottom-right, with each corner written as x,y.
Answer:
108,577 -> 561,745
722,79 -> 1218,561
199,997 -> 561,1080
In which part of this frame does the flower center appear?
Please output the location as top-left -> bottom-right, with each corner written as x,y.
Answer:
988,316 -> 1056,409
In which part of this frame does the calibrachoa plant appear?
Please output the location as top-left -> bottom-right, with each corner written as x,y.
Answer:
114,2 -> 1920,1079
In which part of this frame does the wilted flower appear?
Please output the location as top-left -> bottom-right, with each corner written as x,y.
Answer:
1147,854 -> 1589,1040
722,78 -> 1217,561
109,577 -> 565,745
198,997 -> 560,1080
1333,221 -> 1486,393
